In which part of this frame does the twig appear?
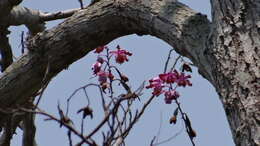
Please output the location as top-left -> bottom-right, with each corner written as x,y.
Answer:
175,100 -> 195,146
67,131 -> 73,146
122,95 -> 156,138
164,49 -> 174,73
35,61 -> 51,108
78,0 -> 84,9
66,83 -> 106,116
170,55 -> 182,72
76,96 -> 126,146
154,111 -> 163,143
152,122 -> 184,146
20,108 -> 95,145
21,31 -> 25,54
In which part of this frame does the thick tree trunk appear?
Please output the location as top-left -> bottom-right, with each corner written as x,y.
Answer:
207,1 -> 260,145
0,0 -> 259,145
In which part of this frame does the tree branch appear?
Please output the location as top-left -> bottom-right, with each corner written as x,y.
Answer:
2,6 -> 79,34
39,8 -> 80,22
22,113 -> 37,146
0,0 -> 23,16
0,0 -> 211,126
8,6 -> 46,34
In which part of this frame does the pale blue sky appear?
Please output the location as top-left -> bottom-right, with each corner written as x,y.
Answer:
8,0 -> 235,146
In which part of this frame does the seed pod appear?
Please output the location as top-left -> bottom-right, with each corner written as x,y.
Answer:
121,74 -> 129,82
77,106 -> 93,119
189,129 -> 197,138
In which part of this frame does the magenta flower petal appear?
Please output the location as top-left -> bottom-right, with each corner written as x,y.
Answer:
176,73 -> 192,87
109,46 -> 132,64
97,71 -> 109,84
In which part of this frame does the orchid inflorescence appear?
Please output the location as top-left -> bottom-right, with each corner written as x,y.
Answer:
144,50 -> 196,145
92,45 -> 132,92
146,69 -> 192,104
92,46 -> 196,145
92,45 -> 192,105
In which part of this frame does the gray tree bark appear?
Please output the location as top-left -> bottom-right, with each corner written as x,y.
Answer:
0,0 -> 259,146
208,1 -> 260,145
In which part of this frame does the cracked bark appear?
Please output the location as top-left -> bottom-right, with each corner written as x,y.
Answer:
209,0 -> 260,145
0,0 -> 259,145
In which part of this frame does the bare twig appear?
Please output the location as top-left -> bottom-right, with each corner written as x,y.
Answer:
154,111 -> 163,144
34,83 -> 49,108
175,100 -> 196,146
78,0 -> 84,9
66,83 -> 106,116
152,123 -> 184,146
21,31 -> 25,54
170,55 -> 182,72
76,96 -> 126,146
67,131 -> 73,146
35,61 -> 51,108
121,95 -> 156,138
20,108 -> 95,145
164,49 -> 174,73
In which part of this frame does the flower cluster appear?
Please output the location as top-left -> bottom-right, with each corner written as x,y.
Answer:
146,69 -> 192,104
92,45 -> 132,91
110,45 -> 132,64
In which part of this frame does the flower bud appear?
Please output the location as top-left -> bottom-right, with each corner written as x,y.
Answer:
169,116 -> 177,124
121,74 -> 129,82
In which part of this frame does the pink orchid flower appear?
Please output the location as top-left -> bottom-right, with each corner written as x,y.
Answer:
92,62 -> 102,75
146,77 -> 165,96
110,45 -> 132,64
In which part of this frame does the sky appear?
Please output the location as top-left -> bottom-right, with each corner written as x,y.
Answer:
7,0 -> 235,146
